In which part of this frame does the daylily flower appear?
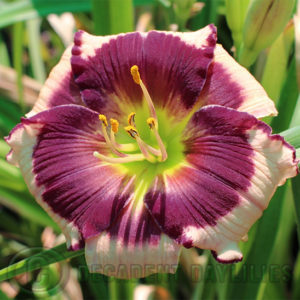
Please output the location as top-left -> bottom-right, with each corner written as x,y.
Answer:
5,25 -> 298,279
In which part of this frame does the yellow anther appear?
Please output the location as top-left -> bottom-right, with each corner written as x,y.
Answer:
99,114 -> 108,127
147,117 -> 157,129
124,125 -> 139,139
128,112 -> 136,126
110,119 -> 119,133
130,65 -> 141,84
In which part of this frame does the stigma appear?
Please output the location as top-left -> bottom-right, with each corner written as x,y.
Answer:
94,65 -> 168,164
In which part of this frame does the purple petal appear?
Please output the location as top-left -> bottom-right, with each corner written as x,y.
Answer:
6,105 -> 135,249
144,105 -> 298,262
71,26 -> 216,120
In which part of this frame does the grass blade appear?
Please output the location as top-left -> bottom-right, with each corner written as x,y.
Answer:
109,0 -> 134,34
280,126 -> 300,151
270,59 -> 298,133
0,243 -> 83,282
0,33 -> 10,66
12,22 -> 24,112
26,18 -> 46,83
229,184 -> 288,299
261,22 -> 294,103
0,188 -> 59,230
0,0 -> 91,29
292,175 -> 300,247
0,0 -> 150,29
91,0 -> 111,35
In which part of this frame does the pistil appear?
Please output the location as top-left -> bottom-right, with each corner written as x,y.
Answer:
126,112 -> 160,156
147,118 -> 168,161
124,126 -> 156,163
93,151 -> 145,163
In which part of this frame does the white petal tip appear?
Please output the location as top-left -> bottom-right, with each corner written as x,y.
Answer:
213,242 -> 243,264
85,233 -> 180,279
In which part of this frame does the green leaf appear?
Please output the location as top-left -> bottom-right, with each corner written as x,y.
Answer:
172,0 -> 196,31
256,185 -> 295,300
12,22 -> 25,112
0,0 -> 91,29
91,0 -> 110,35
157,0 -> 171,8
92,0 -> 134,35
191,252 -> 210,300
280,126 -> 300,151
0,288 -> 11,300
290,94 -> 300,128
109,0 -> 134,34
0,140 -> 10,158
0,0 -> 152,29
292,175 -> 300,247
269,59 -> 298,132
292,252 -> 300,299
27,18 -> 46,83
0,188 -> 59,230
0,97 -> 23,125
134,0 -> 153,4
0,33 -> 10,66
261,22 -> 294,103
228,184 -> 288,299
0,158 -> 23,180
32,264 -> 62,298
189,0 -> 219,29
0,243 -> 83,282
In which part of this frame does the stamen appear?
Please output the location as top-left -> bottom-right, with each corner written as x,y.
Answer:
94,151 -> 145,163
110,118 -> 119,134
99,114 -> 126,157
125,126 -> 156,163
110,118 -> 120,149
128,112 -> 136,127
130,65 -> 157,120
99,114 -> 108,127
109,118 -> 137,152
130,66 -> 141,84
147,117 -> 168,162
124,125 -> 139,139
147,117 -> 158,129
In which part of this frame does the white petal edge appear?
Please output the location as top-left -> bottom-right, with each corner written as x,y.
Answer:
212,44 -> 277,118
85,232 -> 181,279
5,123 -> 82,249
75,24 -> 216,59
182,125 -> 298,262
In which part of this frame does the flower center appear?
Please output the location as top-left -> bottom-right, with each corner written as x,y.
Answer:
94,65 -> 168,164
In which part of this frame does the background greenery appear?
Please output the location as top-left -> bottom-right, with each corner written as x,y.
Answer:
0,0 -> 300,299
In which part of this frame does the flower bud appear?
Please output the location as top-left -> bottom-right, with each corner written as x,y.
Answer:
294,1 -> 300,89
173,0 -> 196,29
225,0 -> 250,52
239,0 -> 295,67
